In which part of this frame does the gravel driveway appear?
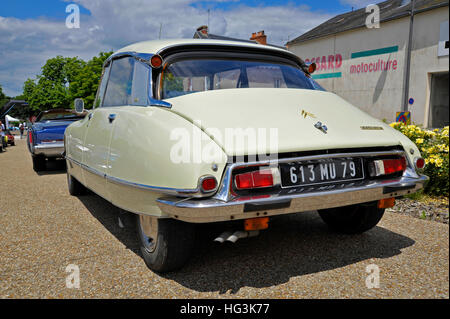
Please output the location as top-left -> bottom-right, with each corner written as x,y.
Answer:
0,139 -> 448,298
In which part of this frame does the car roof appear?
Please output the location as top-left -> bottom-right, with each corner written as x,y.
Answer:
115,38 -> 292,57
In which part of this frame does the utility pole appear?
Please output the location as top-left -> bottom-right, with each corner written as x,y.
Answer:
207,9 -> 210,28
402,0 -> 416,111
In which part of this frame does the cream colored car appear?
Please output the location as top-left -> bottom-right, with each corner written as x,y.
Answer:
65,39 -> 428,272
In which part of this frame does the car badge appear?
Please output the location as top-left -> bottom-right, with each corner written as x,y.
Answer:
360,126 -> 384,130
301,109 -> 316,119
314,121 -> 328,134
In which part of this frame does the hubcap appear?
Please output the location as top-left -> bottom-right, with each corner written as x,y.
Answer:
139,215 -> 158,253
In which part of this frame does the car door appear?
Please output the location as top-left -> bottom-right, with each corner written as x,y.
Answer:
67,65 -> 111,184
82,56 -> 135,201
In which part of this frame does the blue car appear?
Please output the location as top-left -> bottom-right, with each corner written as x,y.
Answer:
27,109 -> 86,171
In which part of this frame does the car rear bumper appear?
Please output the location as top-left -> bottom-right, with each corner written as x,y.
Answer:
156,174 -> 429,223
33,142 -> 64,157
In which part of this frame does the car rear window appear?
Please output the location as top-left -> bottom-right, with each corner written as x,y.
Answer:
161,58 -> 323,98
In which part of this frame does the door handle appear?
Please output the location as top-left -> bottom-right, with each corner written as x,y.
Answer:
108,114 -> 116,123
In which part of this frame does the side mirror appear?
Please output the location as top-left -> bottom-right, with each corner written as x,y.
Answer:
307,62 -> 317,74
74,98 -> 85,114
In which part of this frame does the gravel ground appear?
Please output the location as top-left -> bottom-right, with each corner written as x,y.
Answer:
0,139 -> 448,298
387,197 -> 449,224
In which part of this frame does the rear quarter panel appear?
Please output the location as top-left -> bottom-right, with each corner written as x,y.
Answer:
106,106 -> 227,215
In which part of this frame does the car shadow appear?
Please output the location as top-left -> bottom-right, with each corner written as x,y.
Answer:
35,159 -> 67,176
78,193 -> 415,294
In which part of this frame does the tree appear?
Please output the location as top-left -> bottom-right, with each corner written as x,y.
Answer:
22,52 -> 112,111
69,51 -> 112,108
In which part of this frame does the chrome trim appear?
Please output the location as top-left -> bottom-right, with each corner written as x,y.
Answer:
156,175 -> 429,223
104,51 -> 153,66
66,150 -> 414,204
148,61 -> 172,108
215,150 -> 406,202
65,156 -> 201,197
104,51 -> 172,109
34,142 -> 65,157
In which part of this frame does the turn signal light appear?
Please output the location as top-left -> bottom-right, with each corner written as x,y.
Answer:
308,62 -> 317,74
150,54 -> 163,68
244,217 -> 269,231
370,157 -> 407,176
235,169 -> 274,190
378,197 -> 395,209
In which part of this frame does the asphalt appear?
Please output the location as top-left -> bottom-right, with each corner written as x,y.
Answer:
0,138 -> 448,298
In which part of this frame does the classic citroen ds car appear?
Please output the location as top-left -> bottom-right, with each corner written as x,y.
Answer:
28,109 -> 86,171
64,39 -> 428,272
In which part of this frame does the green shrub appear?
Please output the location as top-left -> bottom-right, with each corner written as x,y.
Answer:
390,123 -> 449,196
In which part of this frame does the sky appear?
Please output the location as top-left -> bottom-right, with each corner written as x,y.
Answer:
0,0 -> 377,97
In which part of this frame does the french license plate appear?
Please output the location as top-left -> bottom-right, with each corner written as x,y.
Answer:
279,158 -> 364,188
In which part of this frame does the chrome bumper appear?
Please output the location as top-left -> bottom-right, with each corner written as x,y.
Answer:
33,142 -> 65,157
157,175 -> 428,223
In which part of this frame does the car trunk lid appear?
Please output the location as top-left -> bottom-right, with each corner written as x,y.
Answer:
166,88 -> 401,157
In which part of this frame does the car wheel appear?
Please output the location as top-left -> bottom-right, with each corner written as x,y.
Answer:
318,201 -> 385,234
67,172 -> 86,195
137,215 -> 195,272
32,156 -> 46,171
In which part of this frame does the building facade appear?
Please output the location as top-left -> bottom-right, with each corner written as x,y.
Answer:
287,0 -> 449,128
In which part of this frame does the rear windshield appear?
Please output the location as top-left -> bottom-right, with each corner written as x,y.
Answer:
37,111 -> 85,122
161,58 -> 324,98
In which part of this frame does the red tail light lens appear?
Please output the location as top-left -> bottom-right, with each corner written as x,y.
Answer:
382,158 -> 407,175
28,131 -> 33,144
235,169 -> 274,190
371,157 -> 407,176
200,176 -> 217,192
415,158 -> 425,169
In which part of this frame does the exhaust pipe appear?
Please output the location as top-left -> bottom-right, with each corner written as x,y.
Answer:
214,231 -> 233,243
226,230 -> 259,243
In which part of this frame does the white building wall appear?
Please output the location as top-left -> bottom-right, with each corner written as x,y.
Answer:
409,7 -> 449,126
287,6 -> 449,127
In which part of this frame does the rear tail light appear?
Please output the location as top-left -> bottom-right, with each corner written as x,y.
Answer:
415,157 -> 425,169
235,168 -> 274,190
200,176 -> 217,192
370,157 -> 407,177
28,131 -> 33,144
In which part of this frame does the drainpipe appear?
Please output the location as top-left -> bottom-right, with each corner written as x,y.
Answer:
401,0 -> 416,111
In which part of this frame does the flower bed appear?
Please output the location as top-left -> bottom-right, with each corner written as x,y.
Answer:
390,123 -> 449,196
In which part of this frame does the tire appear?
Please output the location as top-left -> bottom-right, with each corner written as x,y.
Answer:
32,156 -> 46,171
318,201 -> 385,234
137,215 -> 195,273
67,172 -> 86,195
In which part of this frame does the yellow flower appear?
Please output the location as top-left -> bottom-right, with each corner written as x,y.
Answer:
416,138 -> 424,144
